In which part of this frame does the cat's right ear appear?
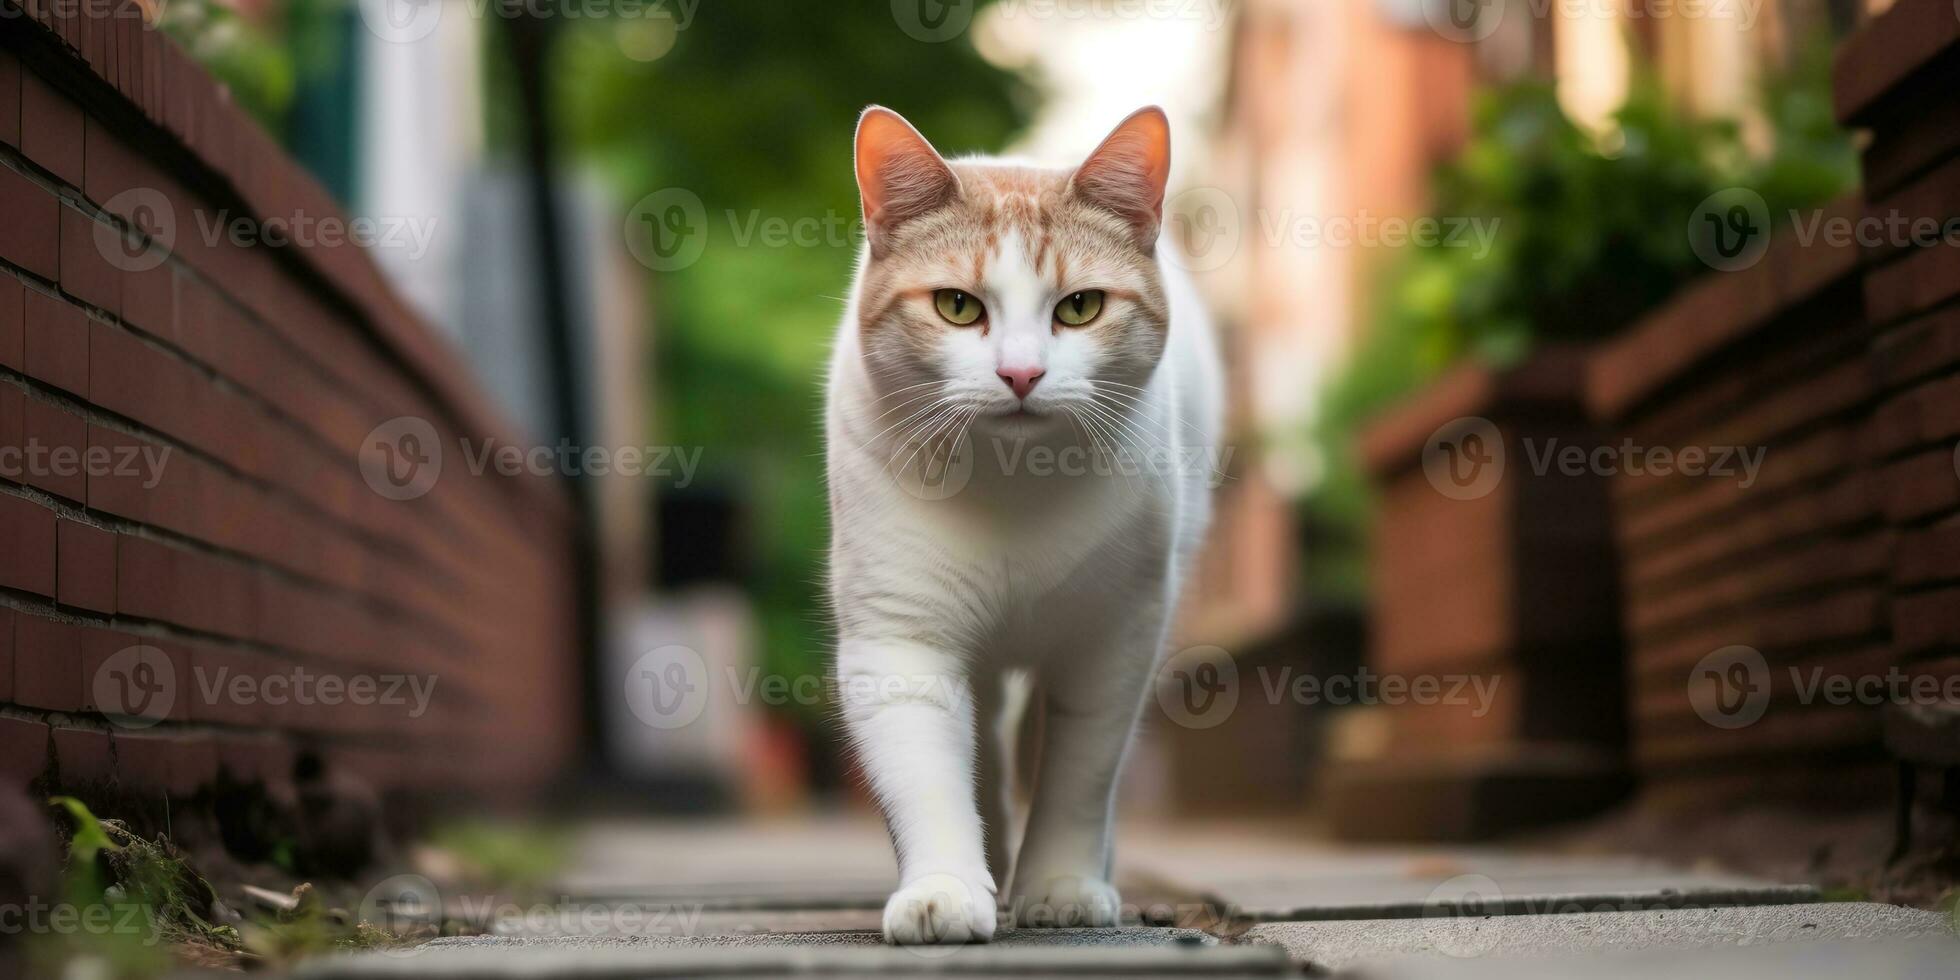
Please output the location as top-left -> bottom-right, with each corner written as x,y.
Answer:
855,106 -> 960,259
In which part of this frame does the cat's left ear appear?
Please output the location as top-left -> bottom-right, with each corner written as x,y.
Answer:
1070,106 -> 1171,252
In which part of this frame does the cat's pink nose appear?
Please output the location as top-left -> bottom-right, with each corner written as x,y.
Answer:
997,367 -> 1045,400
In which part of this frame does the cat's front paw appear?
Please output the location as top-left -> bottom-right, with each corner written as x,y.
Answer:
882,872 -> 997,945
1012,874 -> 1122,928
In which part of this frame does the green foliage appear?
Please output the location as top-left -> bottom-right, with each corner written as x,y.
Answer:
157,0 -> 298,129
549,6 -> 1028,695
426,818 -> 572,888
37,797 -> 239,976
1303,44 -> 1858,600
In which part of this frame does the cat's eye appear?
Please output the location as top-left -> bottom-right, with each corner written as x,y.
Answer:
1055,290 -> 1105,326
933,289 -> 984,326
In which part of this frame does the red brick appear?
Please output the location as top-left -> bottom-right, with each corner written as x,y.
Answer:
0,383 -> 18,459
52,728 -> 114,785
0,493 -> 57,596
165,735 -> 217,796
0,717 -> 49,786
122,263 -> 174,339
83,423 -> 151,523
0,607 -> 12,703
57,519 -> 117,614
218,734 -> 292,787
0,51 -> 19,148
13,614 -> 84,711
58,207 -> 120,313
21,288 -> 87,395
1896,523 -> 1960,586
89,318 -> 196,445
22,398 -> 86,502
1895,587 -> 1960,655
0,275 -> 20,370
18,70 -> 83,187
112,732 -> 169,792
0,166 -> 59,281
1878,448 -> 1960,522
114,534 -> 176,622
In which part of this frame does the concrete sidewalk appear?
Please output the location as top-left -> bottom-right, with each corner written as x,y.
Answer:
294,819 -> 1957,977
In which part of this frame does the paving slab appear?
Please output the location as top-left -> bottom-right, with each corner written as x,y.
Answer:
1242,901 -> 1953,971
1345,936 -> 1960,979
1119,822 -> 1815,920
552,819 -> 898,908
294,929 -> 1291,978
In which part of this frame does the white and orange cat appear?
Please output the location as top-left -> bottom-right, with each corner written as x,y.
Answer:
826,105 -> 1222,945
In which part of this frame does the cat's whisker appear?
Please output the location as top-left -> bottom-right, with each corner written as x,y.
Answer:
889,402 -> 967,480
1091,384 -> 1215,442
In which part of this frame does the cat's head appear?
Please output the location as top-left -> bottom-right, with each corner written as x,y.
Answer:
850,105 -> 1172,436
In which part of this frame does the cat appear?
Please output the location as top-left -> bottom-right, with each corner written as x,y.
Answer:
825,104 -> 1223,945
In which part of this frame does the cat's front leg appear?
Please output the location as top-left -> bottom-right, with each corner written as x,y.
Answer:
1009,617 -> 1165,928
836,637 -> 997,945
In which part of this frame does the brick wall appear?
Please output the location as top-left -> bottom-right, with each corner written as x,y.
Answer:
0,3 -> 579,814
1585,0 -> 1960,807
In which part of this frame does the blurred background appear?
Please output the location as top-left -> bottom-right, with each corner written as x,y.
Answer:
138,0 -> 1888,823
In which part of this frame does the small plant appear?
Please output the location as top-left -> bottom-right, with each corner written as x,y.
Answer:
1299,42 -> 1858,599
